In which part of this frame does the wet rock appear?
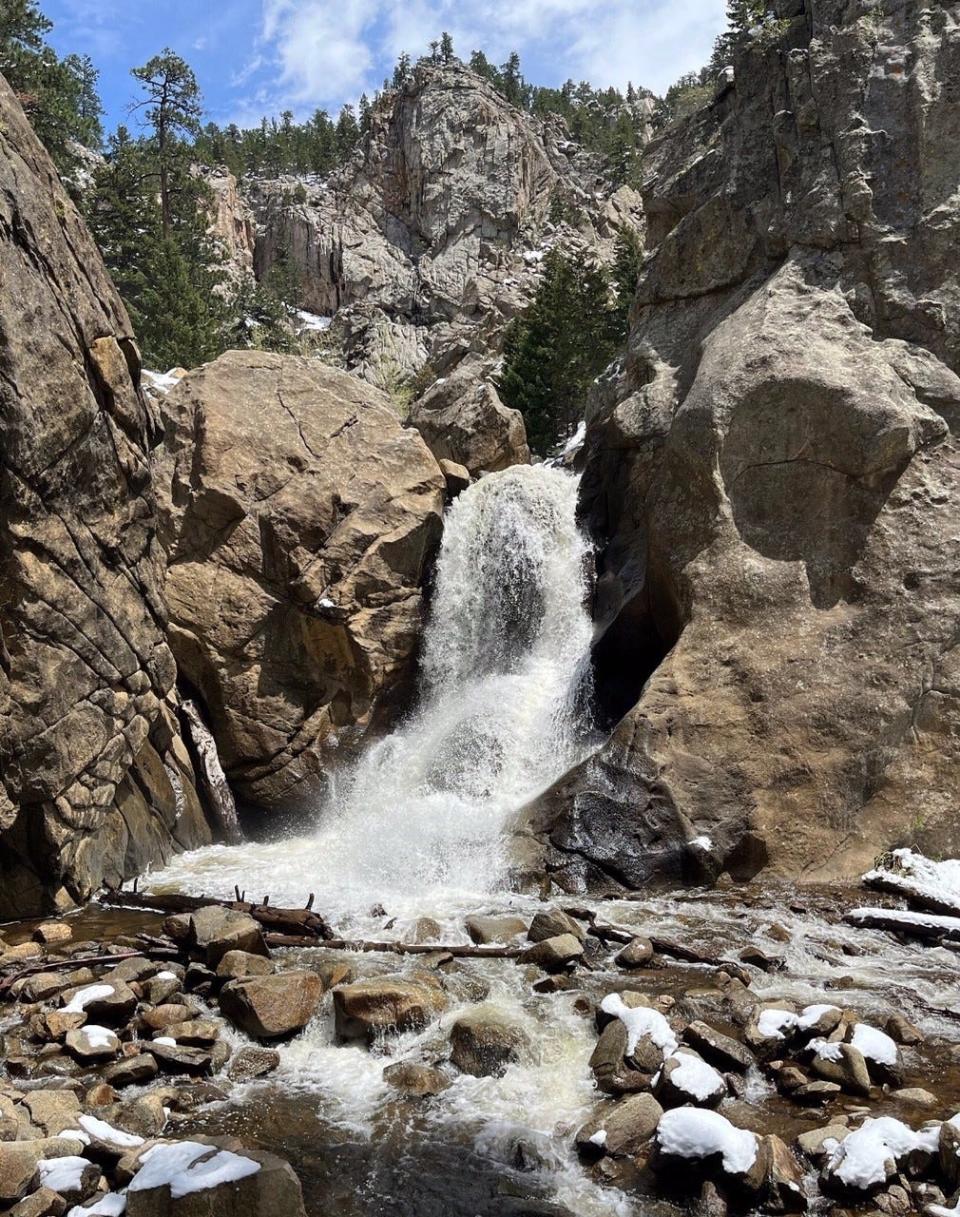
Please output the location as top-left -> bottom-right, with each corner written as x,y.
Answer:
227,1047 -> 281,1084
312,961 -> 354,989
886,1015 -> 923,1046
527,909 -> 586,944
220,971 -> 323,1041
739,946 -> 784,973
449,1007 -> 530,1077
465,915 -> 527,945
64,1025 -> 120,1062
33,923 -> 72,946
939,1119 -> 960,1189
382,1061 -> 451,1097
333,974 -> 446,1042
142,1005 -> 199,1033
523,934 -> 583,972
0,945 -> 42,967
150,1043 -> 213,1076
187,908 -> 269,967
589,1019 -> 659,1096
693,1180 -> 728,1217
214,950 -> 275,982
682,1021 -> 755,1073
615,937 -> 654,969
893,1087 -> 938,1109
575,1093 -> 663,1158
116,1095 -> 168,1139
406,917 -> 443,944
655,1049 -> 727,1110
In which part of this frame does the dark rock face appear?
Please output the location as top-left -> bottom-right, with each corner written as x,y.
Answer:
0,75 -> 211,916
533,0 -> 960,887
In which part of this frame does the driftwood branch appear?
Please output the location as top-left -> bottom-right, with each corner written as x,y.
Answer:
0,950 -> 144,995
264,933 -> 524,958
99,889 -> 333,940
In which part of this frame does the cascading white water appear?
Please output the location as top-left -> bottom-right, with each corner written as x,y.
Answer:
155,463 -> 597,921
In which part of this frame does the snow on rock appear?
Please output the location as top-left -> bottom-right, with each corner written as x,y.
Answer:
79,1114 -> 145,1148
143,368 -> 187,395
864,849 -> 960,912
63,983 -> 115,1013
757,1008 -> 797,1039
690,835 -> 713,851
601,993 -> 678,1055
808,1038 -> 845,1063
665,1051 -> 726,1101
850,1024 -> 899,1067
294,309 -> 332,333
657,1108 -> 759,1174
797,1004 -> 840,1031
824,1117 -> 941,1189
847,907 -> 960,934
68,1195 -> 127,1217
588,1130 -> 608,1147
129,1141 -> 261,1200
153,1036 -> 177,1046
38,1156 -> 92,1194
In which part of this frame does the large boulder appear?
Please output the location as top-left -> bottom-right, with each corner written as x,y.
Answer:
218,971 -> 323,1040
531,0 -> 960,888
156,350 -> 445,811
409,356 -> 530,476
125,1143 -> 306,1217
0,76 -> 211,917
332,974 -> 447,1041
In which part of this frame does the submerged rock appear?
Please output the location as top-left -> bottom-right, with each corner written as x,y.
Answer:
449,1007 -> 531,1077
382,1062 -> 451,1097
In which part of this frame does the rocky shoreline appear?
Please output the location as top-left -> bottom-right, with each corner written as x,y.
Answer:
0,858 -> 958,1216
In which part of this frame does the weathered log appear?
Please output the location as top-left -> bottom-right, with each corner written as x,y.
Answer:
844,907 -> 960,941
99,889 -> 334,940
263,933 -> 525,958
181,699 -> 243,845
861,872 -> 960,918
0,950 -> 143,995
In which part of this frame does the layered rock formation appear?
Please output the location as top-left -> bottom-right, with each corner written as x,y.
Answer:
0,75 -> 212,917
155,351 -> 445,812
533,0 -> 960,888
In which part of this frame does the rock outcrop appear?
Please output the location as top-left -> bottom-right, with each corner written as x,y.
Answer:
0,74 -> 212,917
532,0 -> 960,887
156,351 -> 445,812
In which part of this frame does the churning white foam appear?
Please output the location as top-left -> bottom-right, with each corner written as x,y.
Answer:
153,464 -> 597,922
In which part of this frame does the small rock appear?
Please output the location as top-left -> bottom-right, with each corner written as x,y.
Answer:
149,1042 -> 213,1076
527,908 -> 586,944
382,1061 -> 451,1097
767,924 -> 792,943
65,1025 -> 120,1062
523,933 -> 583,972
160,1019 -> 221,1047
794,1080 -> 842,1104
893,1086 -> 938,1108
60,979 -> 137,1024
615,937 -> 654,969
449,1006 -> 530,1077
142,1004 -> 199,1032
464,915 -> 526,945
439,458 -> 470,496
739,946 -> 784,972
810,1042 -> 872,1096
405,917 -> 442,944
220,971 -> 323,1041
682,1021 -> 755,1072
227,1047 -> 281,1083
0,1145 -> 40,1202
575,1093 -> 663,1158
34,1011 -> 86,1042
215,950 -> 275,981
886,1014 -> 923,1046
8,1186 -> 66,1216
655,1049 -> 726,1109
590,1019 -> 660,1096
796,1123 -> 850,1159
32,922 -> 72,946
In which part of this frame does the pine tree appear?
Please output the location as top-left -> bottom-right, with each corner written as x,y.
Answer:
335,104 -> 359,159
610,226 -> 643,331
392,52 -> 411,88
439,32 -> 454,63
498,248 -> 617,451
130,50 -> 202,236
500,52 -> 523,105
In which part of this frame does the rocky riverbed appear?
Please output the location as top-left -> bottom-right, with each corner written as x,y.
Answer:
2,858 -> 960,1217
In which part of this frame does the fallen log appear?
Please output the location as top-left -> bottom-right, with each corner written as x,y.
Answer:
0,950 -> 143,995
861,872 -> 960,918
99,888 -> 334,940
844,906 -> 960,942
263,933 -> 524,958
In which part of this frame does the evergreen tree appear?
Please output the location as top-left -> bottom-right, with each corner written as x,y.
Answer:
130,50 -> 202,235
392,52 -> 411,88
439,32 -> 454,63
335,104 -> 360,159
610,226 -> 643,330
0,1 -> 104,174
500,51 -> 523,105
498,249 -> 617,451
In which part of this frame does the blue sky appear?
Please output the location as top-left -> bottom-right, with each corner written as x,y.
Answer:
43,0 -> 727,133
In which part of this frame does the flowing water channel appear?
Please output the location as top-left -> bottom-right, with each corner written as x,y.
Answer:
144,465 -> 960,1216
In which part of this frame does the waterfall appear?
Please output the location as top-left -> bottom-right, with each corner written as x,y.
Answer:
153,463 -> 596,919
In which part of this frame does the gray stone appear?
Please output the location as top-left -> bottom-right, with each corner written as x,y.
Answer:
449,1007 -> 530,1077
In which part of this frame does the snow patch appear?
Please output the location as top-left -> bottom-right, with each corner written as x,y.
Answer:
67,1196 -> 127,1217
588,1129 -> 608,1147
294,309 -> 332,333
600,993 -> 678,1055
657,1108 -> 758,1174
129,1141 -> 260,1199
756,1008 -> 796,1040
851,1023 -> 898,1067
666,1051 -> 725,1100
63,983 -> 115,1013
825,1116 -> 941,1189
38,1156 -> 90,1194
79,1114 -> 145,1148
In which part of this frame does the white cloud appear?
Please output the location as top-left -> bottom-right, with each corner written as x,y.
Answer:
253,0 -> 727,112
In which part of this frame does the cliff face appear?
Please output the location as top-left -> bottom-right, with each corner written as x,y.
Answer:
531,0 -> 960,889
0,76 -> 212,916
248,63 -> 644,396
